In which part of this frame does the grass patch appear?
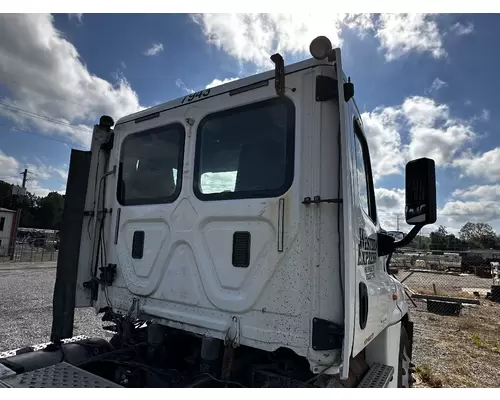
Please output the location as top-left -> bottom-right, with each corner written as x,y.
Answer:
471,334 -> 500,353
415,364 -> 443,388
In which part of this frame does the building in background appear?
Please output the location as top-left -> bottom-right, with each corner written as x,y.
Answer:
0,207 -> 16,257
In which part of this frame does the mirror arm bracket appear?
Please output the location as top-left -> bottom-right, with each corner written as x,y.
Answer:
378,223 -> 425,257
393,223 -> 425,250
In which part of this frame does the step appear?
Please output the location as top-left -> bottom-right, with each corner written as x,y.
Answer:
357,363 -> 394,388
0,362 -> 121,388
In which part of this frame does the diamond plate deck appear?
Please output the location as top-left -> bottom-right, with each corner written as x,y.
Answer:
0,362 -> 121,388
357,363 -> 394,388
0,363 -> 15,379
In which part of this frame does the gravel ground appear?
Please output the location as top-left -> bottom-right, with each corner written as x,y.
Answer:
411,299 -> 500,388
0,263 -> 107,353
1,263 -> 499,388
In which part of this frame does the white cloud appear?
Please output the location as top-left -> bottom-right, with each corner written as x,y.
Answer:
27,164 -> 68,182
440,200 -> 500,225
361,96 -> 476,182
453,185 -> 500,201
192,13 -> 457,69
428,77 -> 447,93
205,77 -> 239,89
450,22 -> 474,36
144,42 -> 164,56
471,108 -> 490,122
0,149 -> 61,197
0,14 -> 143,148
24,179 -> 51,197
68,14 -> 83,24
175,76 -> 239,96
175,79 -> 194,94
192,14 -> 347,69
480,109 -> 490,121
453,147 -> 500,183
406,124 -> 475,167
361,106 -> 405,182
120,61 -> 127,69
375,185 -> 500,235
434,183 -> 500,232
374,187 -> 415,232
375,14 -> 446,61
0,150 -> 21,182
376,187 -> 404,212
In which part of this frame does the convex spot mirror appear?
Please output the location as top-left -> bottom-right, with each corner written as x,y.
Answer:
405,157 -> 437,226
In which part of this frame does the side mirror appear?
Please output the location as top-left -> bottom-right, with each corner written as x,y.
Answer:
378,157 -> 437,258
405,158 -> 437,226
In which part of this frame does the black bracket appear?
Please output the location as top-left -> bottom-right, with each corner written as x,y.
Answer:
270,53 -> 285,96
100,132 -> 114,153
83,277 -> 99,301
312,318 -> 344,351
83,263 -> 117,301
99,263 -> 117,286
316,75 -> 338,102
343,77 -> 354,102
302,196 -> 343,205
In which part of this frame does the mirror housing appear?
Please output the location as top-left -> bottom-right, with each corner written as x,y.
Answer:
405,158 -> 437,226
379,157 -> 437,259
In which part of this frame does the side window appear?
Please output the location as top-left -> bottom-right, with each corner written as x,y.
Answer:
353,119 -> 377,222
194,97 -> 295,200
0,217 -> 4,231
117,123 -> 185,206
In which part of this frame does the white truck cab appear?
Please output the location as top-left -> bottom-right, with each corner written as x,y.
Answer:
1,36 -> 437,389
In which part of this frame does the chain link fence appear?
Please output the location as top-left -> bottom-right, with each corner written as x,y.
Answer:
392,249 -> 500,305
0,233 -> 59,263
391,248 -> 500,387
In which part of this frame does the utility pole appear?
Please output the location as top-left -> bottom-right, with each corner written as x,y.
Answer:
396,214 -> 400,231
9,169 -> 28,260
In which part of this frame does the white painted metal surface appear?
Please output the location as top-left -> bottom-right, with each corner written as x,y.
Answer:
76,48 -> 410,376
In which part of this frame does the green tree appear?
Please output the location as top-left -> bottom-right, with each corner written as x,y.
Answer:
36,192 -> 65,230
430,225 -> 448,250
459,222 -> 498,249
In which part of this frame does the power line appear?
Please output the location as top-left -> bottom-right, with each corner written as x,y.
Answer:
0,101 -> 91,134
0,123 -> 88,149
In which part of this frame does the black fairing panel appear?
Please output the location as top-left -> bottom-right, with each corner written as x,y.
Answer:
51,150 -> 91,343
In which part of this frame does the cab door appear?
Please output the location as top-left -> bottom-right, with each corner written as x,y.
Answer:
348,112 -> 394,357
335,49 -> 395,379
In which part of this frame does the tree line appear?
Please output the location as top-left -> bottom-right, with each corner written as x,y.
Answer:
0,180 -> 64,231
411,223 -> 500,252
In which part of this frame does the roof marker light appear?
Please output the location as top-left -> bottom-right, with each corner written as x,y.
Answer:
309,36 -> 333,60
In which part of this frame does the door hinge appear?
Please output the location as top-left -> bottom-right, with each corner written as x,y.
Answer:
302,196 -> 343,205
225,316 -> 241,348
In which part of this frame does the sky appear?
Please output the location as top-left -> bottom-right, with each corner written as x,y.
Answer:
0,13 -> 499,236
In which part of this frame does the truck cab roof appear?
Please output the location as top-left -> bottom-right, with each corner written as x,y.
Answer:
115,55 -> 355,127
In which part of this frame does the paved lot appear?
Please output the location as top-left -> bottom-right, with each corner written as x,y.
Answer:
0,263 -> 106,352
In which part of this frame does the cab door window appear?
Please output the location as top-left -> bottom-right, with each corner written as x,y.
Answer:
353,118 -> 377,222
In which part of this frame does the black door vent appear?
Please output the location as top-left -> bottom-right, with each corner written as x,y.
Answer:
132,231 -> 145,259
232,231 -> 251,268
